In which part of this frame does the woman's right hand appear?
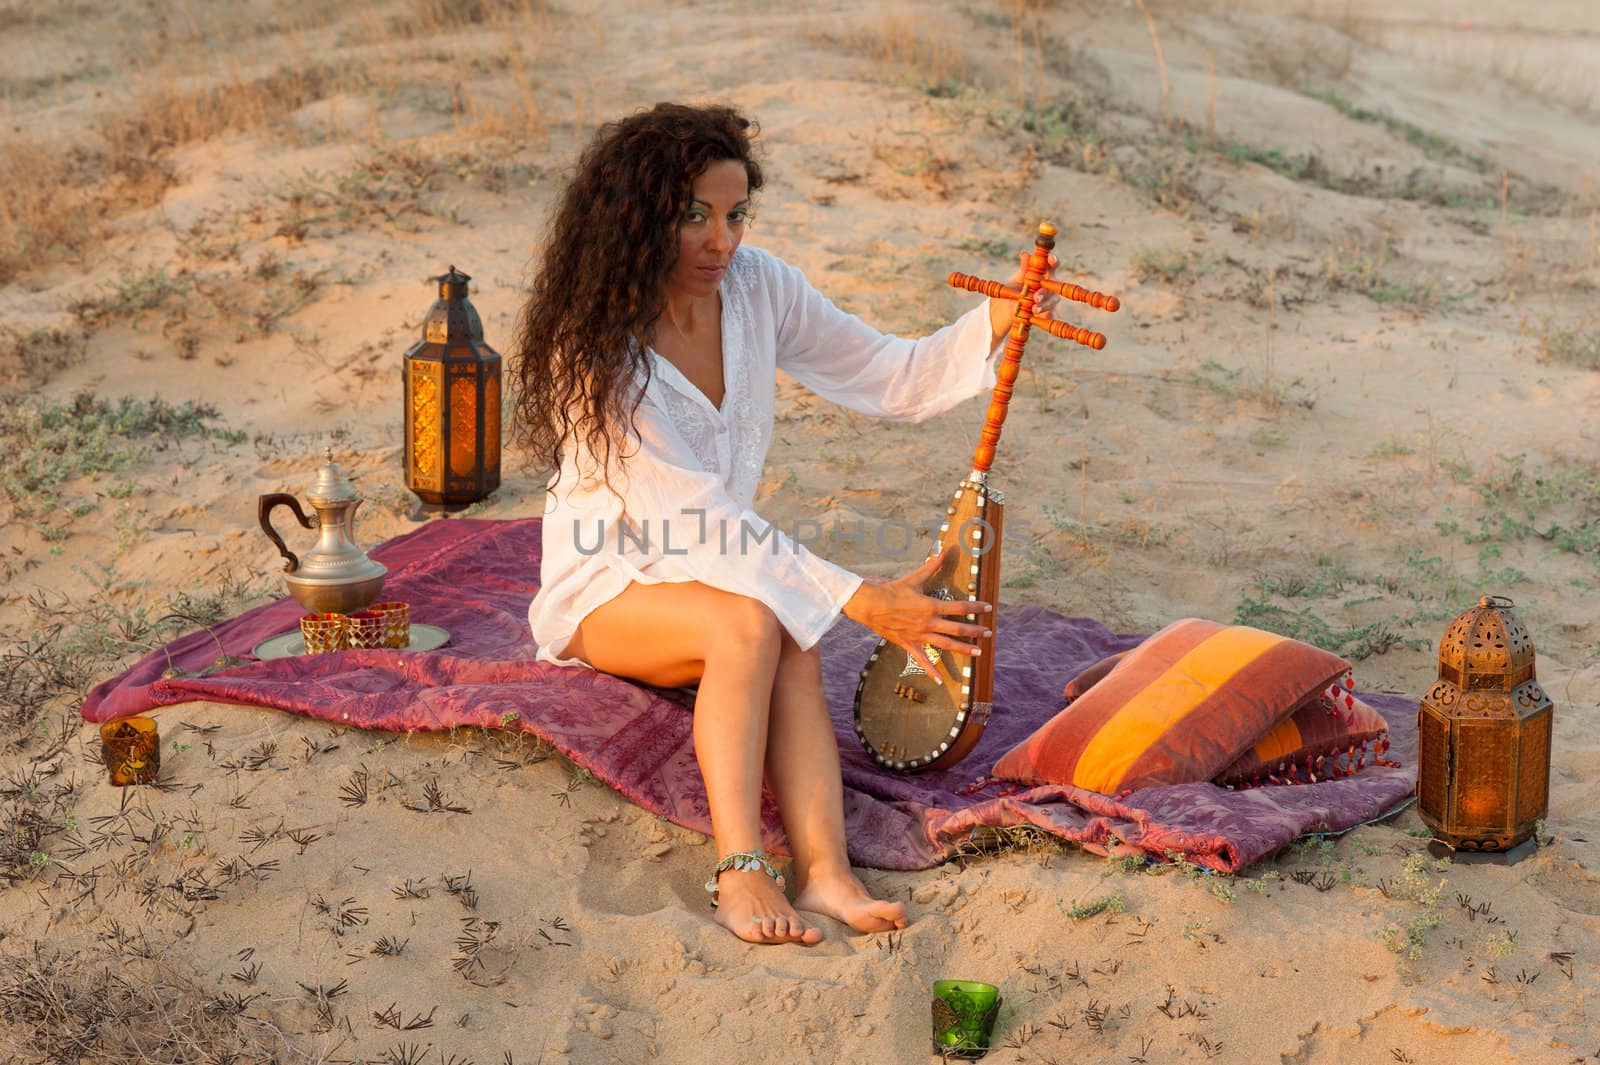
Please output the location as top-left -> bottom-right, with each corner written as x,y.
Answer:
842,546 -> 993,683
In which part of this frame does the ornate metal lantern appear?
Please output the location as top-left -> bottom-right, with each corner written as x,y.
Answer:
403,266 -> 501,509
1417,596 -> 1552,854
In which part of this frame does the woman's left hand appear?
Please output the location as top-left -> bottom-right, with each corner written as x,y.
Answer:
987,249 -> 1062,343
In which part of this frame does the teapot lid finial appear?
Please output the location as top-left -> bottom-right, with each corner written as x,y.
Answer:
307,449 -> 358,505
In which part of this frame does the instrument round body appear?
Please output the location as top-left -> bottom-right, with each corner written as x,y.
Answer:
853,479 -> 1003,772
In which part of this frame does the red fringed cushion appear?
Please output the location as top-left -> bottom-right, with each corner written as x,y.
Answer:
991,619 -> 1350,795
1059,650 -> 1128,703
1060,650 -> 1394,789
1214,681 -> 1390,788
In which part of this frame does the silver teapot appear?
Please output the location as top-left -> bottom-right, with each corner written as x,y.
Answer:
258,450 -> 387,614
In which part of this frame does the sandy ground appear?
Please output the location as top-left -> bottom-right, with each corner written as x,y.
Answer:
2,0 -> 1598,1062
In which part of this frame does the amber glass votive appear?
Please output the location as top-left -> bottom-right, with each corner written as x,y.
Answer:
343,610 -> 386,650
368,601 -> 411,648
300,613 -> 347,654
932,980 -> 1001,1059
100,716 -> 160,786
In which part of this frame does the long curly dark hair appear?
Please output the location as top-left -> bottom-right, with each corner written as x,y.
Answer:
511,103 -> 764,491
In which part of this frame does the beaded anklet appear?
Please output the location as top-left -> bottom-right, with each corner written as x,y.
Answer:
704,850 -> 785,908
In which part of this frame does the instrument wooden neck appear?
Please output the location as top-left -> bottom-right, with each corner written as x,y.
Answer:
971,227 -> 1055,475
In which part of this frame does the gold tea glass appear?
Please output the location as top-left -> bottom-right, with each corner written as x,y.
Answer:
368,601 -> 411,649
300,612 -> 348,654
932,980 -> 1001,1060
343,610 -> 386,650
100,716 -> 161,786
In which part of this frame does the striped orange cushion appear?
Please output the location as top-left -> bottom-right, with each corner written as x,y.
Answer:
992,619 -> 1350,795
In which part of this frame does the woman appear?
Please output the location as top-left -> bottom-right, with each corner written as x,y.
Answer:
513,103 -> 1060,945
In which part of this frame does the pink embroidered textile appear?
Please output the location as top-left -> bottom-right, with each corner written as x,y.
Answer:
81,518 -> 1417,871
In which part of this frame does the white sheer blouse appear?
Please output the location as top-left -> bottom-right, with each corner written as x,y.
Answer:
528,245 -> 1004,667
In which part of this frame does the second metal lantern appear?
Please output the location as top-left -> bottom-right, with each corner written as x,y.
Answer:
1417,596 -> 1553,853
403,266 -> 502,508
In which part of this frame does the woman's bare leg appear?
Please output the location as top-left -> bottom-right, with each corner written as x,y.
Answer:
565,581 -> 821,945
764,632 -> 909,933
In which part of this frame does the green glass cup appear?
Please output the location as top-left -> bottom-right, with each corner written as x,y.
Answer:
932,980 -> 1001,1059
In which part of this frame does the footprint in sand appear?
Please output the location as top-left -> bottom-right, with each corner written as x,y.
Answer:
1526,865 -> 1600,916
579,817 -> 708,917
1283,1005 -> 1516,1063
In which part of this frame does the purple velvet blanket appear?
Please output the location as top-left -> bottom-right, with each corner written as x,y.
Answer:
82,518 -> 1417,871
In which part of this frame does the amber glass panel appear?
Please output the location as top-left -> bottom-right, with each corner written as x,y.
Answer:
1516,707 -> 1552,827
1417,707 -> 1448,823
409,362 -> 442,492
450,374 -> 477,478
1451,720 -> 1512,832
485,371 -> 501,476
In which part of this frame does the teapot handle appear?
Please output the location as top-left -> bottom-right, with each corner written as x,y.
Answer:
258,493 -> 317,573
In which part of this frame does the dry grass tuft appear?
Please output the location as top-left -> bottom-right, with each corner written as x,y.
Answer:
0,765 -> 76,889
0,326 -> 89,392
0,134 -> 157,285
0,61 -> 360,283
949,824 -> 1068,866
827,5 -> 976,93
1534,317 -> 1600,370
0,0 -> 568,281
390,0 -> 559,39
0,595 -> 136,759
0,554 -> 264,757
0,948 -> 285,1062
1316,232 -> 1438,308
106,62 -> 354,155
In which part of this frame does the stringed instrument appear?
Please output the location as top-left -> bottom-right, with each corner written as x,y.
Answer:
851,222 -> 1120,772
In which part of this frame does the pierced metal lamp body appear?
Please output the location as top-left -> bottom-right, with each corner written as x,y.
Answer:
1417,596 -> 1552,852
403,267 -> 502,506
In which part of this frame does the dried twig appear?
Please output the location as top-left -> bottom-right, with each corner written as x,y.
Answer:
373,935 -> 409,957
339,768 -> 370,808
452,917 -> 500,980
442,870 -> 478,911
286,827 -> 321,852
403,777 -> 470,815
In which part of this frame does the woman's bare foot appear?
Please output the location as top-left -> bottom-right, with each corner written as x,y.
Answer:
712,869 -> 824,945
793,871 -> 909,934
